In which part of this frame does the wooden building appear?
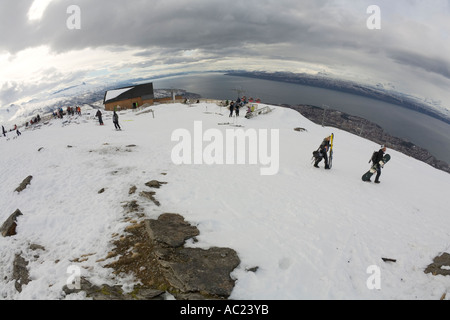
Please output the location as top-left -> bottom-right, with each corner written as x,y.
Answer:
103,83 -> 154,111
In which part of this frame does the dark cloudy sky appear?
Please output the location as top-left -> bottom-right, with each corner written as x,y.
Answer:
1,0 -> 450,114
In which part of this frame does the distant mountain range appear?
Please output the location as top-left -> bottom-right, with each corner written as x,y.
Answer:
2,70 -> 449,127
226,71 -> 450,125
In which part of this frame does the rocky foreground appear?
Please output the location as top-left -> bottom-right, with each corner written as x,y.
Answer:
286,104 -> 450,174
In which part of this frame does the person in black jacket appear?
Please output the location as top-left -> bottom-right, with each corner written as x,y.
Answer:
96,110 -> 104,126
229,101 -> 235,117
373,145 -> 387,183
314,136 -> 331,169
113,111 -> 121,130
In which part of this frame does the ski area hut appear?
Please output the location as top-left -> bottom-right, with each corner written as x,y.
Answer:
103,82 -> 154,111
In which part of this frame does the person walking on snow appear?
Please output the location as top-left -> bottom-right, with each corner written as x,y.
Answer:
15,125 -> 21,136
113,111 -> 121,130
314,136 -> 331,169
96,110 -> 104,126
371,145 -> 387,184
229,101 -> 235,117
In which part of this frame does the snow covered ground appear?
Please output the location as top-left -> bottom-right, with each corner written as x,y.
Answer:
0,102 -> 449,300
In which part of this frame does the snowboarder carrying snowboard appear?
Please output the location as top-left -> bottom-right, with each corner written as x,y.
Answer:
314,136 -> 332,169
369,145 -> 387,183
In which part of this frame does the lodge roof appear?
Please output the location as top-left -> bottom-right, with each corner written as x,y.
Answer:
103,82 -> 154,104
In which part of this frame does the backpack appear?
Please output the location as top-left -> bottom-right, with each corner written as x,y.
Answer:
370,151 -> 378,164
313,150 -> 322,160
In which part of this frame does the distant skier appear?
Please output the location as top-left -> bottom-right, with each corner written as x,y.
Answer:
229,101 -> 235,117
314,136 -> 331,169
96,110 -> 104,126
2,125 -> 6,137
113,111 -> 121,130
235,102 -> 240,117
371,145 -> 387,184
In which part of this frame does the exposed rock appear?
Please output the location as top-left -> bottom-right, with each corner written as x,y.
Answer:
15,176 -> 33,193
1,209 -> 23,237
96,212 -> 240,300
139,191 -> 160,207
424,253 -> 450,276
122,200 -> 141,213
145,213 -> 199,248
145,180 -> 168,189
128,185 -> 137,195
29,244 -> 46,251
13,254 -> 30,293
145,213 -> 240,299
155,246 -> 240,298
98,188 -> 106,194
62,277 -> 165,300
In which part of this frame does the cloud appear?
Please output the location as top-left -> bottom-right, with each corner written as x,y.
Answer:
28,0 -> 53,21
0,0 -> 450,112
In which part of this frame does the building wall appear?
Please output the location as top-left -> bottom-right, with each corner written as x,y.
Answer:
105,97 -> 154,111
153,96 -> 184,103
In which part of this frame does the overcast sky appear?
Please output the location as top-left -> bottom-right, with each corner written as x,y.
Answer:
1,0 -> 450,113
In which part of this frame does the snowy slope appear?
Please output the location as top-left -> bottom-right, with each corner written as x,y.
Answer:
0,102 -> 449,300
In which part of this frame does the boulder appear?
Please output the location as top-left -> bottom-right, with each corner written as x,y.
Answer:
425,252 -> 450,276
15,176 -> 33,193
13,254 -> 30,293
145,213 -> 240,299
145,213 -> 199,248
145,180 -> 167,189
1,209 -> 23,237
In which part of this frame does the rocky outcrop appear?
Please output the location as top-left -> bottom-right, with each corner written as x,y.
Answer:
1,209 -> 23,237
145,213 -> 240,299
425,253 -> 450,277
63,277 -> 166,300
13,254 -> 30,293
64,178 -> 240,300
15,176 -> 33,193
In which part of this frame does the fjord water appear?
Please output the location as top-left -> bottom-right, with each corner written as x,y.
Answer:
153,73 -> 450,163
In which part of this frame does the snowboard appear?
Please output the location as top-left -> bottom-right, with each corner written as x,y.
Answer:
362,154 -> 391,182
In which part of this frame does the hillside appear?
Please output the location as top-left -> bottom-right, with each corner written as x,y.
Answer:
287,104 -> 450,174
0,102 -> 449,300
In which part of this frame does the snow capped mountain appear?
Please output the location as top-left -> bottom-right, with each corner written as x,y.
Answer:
0,102 -> 449,300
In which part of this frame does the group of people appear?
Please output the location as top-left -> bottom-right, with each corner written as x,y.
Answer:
313,135 -> 388,183
1,124 -> 21,138
95,110 -> 121,130
66,106 -> 81,116
25,114 -> 41,128
228,97 -> 249,117
52,106 -> 81,119
2,107 -> 123,143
